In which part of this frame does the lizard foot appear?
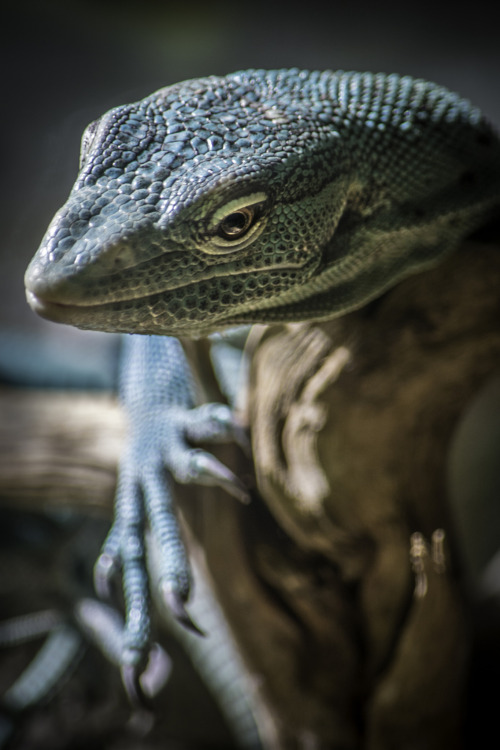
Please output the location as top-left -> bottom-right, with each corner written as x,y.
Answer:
93,335 -> 249,689
94,403 -> 247,672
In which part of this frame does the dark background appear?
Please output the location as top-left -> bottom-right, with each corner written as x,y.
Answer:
1,1 -> 500,746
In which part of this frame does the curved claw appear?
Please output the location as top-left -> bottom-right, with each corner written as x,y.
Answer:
121,663 -> 153,710
231,421 -> 252,456
186,450 -> 250,503
160,582 -> 205,636
93,552 -> 119,600
139,643 -> 172,698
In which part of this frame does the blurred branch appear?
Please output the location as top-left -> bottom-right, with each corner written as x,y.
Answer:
0,389 -> 123,514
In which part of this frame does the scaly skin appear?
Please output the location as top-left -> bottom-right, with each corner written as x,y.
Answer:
26,69 -> 500,333
24,69 -> 500,702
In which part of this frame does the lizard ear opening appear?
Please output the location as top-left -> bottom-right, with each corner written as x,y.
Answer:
205,193 -> 268,253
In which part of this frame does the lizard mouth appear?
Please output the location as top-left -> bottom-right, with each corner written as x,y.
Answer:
25,251 -> 321,336
25,290 -> 102,326
25,288 -> 227,336
26,291 -> 71,320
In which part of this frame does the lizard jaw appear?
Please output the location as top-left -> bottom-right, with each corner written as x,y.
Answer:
25,290 -> 75,323
25,290 -> 115,330
25,288 -> 217,336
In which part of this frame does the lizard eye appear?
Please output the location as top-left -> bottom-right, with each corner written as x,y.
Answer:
217,207 -> 255,240
207,192 -> 268,253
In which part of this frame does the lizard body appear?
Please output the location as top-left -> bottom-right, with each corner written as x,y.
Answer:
24,68 -> 500,712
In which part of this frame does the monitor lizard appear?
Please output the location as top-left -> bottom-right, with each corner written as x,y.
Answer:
24,68 -> 500,698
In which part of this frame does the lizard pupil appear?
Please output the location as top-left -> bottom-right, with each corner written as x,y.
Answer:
218,208 -> 254,239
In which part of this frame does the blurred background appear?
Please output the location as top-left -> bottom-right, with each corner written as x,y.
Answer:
1,1 -> 500,747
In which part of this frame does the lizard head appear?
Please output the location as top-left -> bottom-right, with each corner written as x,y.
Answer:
25,69 -> 351,336
25,69 -> 500,335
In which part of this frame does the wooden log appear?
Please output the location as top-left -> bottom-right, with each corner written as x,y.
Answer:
182,240 -> 500,749
0,389 -> 122,513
